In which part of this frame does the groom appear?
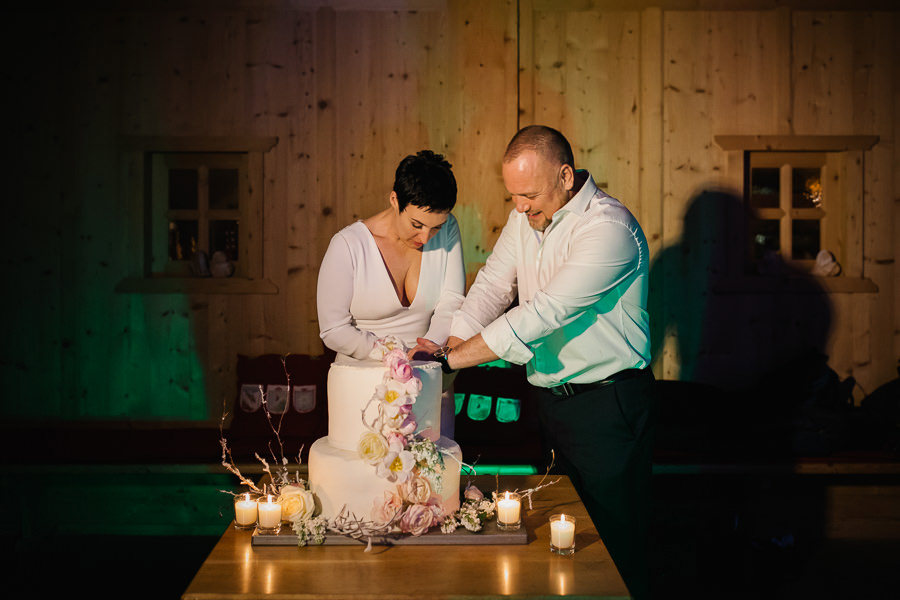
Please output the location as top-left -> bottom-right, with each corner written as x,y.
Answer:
415,125 -> 657,598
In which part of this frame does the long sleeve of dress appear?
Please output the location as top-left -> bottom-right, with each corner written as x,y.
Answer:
422,215 -> 466,345
316,232 -> 379,359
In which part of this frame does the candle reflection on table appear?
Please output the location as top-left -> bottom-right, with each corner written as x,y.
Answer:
264,563 -> 276,595
550,556 -> 574,596
241,547 -> 252,594
500,556 -> 512,595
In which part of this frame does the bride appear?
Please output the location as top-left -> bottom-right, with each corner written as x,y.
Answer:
316,150 -> 465,435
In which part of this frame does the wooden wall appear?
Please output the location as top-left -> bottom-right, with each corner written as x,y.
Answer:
1,0 -> 896,423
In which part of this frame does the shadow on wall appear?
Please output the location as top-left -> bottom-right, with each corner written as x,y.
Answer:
645,188 -> 882,460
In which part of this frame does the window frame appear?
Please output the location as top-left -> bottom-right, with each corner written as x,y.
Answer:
745,151 -> 828,270
714,135 -> 879,294
151,152 -> 248,277
116,136 -> 278,295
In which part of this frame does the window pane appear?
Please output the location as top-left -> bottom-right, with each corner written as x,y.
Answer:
168,220 -> 198,260
792,167 -> 823,209
209,168 -> 239,210
750,167 -> 780,208
792,220 -> 820,260
168,169 -> 198,210
210,219 -> 239,260
750,219 -> 780,261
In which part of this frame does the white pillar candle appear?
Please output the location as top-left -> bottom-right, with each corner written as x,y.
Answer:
257,496 -> 282,529
496,492 -> 521,525
550,515 -> 575,549
234,493 -> 258,527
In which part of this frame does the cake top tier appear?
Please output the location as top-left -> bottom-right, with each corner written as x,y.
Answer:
326,357 -> 443,452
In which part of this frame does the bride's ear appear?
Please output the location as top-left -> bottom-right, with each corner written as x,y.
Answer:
389,191 -> 400,212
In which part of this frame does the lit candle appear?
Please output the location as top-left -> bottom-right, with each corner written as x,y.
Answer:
550,514 -> 575,553
257,495 -> 282,532
234,493 -> 258,529
496,491 -> 521,530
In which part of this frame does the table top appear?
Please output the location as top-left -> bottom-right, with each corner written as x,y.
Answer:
182,474 -> 629,599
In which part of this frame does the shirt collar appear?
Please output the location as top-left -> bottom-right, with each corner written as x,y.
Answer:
554,170 -> 599,219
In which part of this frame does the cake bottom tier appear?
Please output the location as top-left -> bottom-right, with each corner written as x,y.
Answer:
308,435 -> 462,523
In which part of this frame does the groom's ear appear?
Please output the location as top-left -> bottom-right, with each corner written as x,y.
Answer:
560,163 -> 575,192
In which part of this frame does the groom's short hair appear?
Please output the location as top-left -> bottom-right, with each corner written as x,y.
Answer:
393,150 -> 457,213
504,125 -> 575,169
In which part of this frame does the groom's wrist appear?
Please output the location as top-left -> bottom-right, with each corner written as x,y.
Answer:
433,346 -> 456,374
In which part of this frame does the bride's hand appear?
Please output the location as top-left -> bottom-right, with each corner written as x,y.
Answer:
408,337 -> 441,361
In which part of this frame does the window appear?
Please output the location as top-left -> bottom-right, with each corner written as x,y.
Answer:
714,135 -> 878,293
746,152 -> 827,269
116,136 -> 278,294
152,152 -> 246,276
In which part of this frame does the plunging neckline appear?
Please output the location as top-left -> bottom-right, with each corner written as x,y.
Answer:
359,221 -> 423,308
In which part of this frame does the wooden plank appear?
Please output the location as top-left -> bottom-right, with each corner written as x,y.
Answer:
714,135 -> 879,151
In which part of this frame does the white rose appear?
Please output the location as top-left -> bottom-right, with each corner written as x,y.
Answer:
278,485 -> 317,522
358,431 -> 389,464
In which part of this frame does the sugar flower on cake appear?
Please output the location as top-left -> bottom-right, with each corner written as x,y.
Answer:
398,503 -> 439,537
357,431 -> 389,464
371,379 -> 416,418
278,484 -> 318,522
385,431 -> 407,452
400,474 -> 433,505
372,489 -> 404,524
368,335 -> 406,360
376,448 -> 415,483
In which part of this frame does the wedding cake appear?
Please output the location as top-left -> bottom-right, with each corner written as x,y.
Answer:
308,340 -> 462,529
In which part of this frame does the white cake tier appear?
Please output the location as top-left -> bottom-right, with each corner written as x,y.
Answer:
308,435 -> 462,523
326,357 -> 443,452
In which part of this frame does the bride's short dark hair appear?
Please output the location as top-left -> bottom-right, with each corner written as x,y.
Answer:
393,150 -> 457,213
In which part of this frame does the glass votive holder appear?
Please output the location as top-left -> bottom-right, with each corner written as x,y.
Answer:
549,513 -> 576,555
233,492 -> 259,530
496,491 -> 521,531
256,495 -> 282,534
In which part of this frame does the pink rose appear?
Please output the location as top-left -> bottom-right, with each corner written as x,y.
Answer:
372,490 -> 404,524
383,348 -> 408,370
404,374 -> 422,395
397,413 -> 417,436
386,432 -> 407,453
399,503 -> 437,536
391,361 -> 414,383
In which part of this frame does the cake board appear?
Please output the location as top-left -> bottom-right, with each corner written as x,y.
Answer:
252,518 -> 527,546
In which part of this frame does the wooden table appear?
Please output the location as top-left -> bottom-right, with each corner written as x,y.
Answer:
182,475 -> 629,599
